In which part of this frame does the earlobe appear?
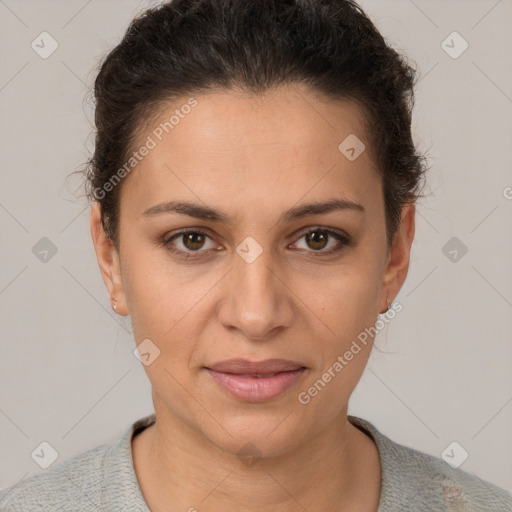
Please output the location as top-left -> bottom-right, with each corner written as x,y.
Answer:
379,203 -> 416,313
90,202 -> 128,316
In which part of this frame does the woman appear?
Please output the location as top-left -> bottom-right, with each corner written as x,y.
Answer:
1,0 -> 511,510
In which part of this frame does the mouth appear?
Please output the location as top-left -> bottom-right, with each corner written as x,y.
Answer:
222,372 -> 294,378
203,360 -> 307,402
204,358 -> 306,375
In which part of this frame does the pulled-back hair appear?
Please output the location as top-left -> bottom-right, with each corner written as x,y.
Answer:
84,0 -> 428,249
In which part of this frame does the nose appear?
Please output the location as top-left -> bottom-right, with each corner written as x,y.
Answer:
216,247 -> 294,341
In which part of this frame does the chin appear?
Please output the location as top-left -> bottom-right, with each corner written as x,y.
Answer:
200,407 -> 312,461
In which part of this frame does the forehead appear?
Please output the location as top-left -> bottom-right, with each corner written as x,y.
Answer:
121,85 -> 381,221
147,85 -> 371,160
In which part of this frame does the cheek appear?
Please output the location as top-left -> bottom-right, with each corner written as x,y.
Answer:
294,272 -> 380,405
296,277 -> 377,416
297,262 -> 381,341
120,243 -> 176,342
121,246 -> 217,355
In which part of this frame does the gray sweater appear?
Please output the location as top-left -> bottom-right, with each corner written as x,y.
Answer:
1,414 -> 511,511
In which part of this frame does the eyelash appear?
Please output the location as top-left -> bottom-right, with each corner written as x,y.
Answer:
160,227 -> 352,259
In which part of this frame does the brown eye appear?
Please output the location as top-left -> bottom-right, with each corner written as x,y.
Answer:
182,232 -> 206,251
162,229 -> 218,258
305,230 -> 329,251
291,228 -> 351,255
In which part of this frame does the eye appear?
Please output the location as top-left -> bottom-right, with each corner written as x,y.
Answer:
162,229 -> 219,258
160,226 -> 351,260
290,227 -> 351,255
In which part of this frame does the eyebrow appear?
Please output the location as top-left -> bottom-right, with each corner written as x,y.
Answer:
142,198 -> 365,224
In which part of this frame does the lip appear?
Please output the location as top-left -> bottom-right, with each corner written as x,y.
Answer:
205,358 -> 305,374
204,359 -> 307,403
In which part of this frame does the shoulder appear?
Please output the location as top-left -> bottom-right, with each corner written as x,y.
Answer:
0,441 -> 111,511
0,415 -> 155,512
349,415 -> 512,512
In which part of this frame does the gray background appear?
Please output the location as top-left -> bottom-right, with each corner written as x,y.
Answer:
1,0 -> 511,493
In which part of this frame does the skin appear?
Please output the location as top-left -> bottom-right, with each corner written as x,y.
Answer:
91,83 -> 415,512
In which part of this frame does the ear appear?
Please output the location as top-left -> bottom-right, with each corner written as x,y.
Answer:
379,202 -> 415,313
90,202 -> 128,316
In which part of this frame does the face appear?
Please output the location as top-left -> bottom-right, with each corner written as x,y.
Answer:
91,84 -> 414,457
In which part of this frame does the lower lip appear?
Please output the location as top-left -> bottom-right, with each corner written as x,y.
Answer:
204,368 -> 306,402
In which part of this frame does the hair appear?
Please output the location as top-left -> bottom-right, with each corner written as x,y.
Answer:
83,0 -> 428,250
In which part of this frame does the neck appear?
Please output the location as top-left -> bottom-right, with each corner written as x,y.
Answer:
131,405 -> 381,512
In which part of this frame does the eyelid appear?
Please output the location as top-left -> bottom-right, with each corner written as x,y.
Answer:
288,226 -> 352,254
291,225 -> 351,242
161,225 -> 352,257
162,228 -> 219,253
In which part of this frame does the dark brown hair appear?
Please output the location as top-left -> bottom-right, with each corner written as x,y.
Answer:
83,0 -> 428,249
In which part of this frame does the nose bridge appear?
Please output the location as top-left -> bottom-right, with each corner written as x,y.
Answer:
218,243 -> 291,339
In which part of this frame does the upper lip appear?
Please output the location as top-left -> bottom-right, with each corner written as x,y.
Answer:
205,358 -> 305,375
